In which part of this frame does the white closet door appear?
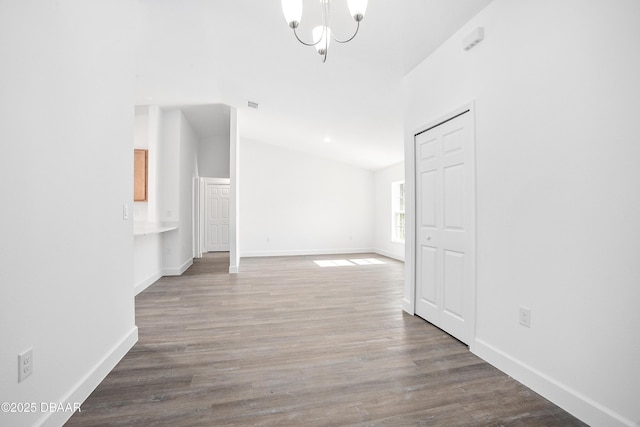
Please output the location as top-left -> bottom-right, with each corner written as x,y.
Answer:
415,110 -> 474,344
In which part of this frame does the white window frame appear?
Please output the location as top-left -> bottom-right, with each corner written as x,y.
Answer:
392,180 -> 405,243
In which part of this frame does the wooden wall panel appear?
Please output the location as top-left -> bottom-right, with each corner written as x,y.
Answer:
134,149 -> 148,202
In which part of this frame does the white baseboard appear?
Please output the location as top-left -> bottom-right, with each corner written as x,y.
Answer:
38,327 -> 138,427
473,338 -> 636,427
374,248 -> 405,262
162,258 -> 193,276
402,298 -> 414,315
240,248 -> 376,258
229,265 -> 239,274
134,272 -> 162,295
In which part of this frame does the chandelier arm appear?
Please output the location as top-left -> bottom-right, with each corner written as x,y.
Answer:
332,20 -> 360,44
293,27 -> 322,47
321,0 -> 329,61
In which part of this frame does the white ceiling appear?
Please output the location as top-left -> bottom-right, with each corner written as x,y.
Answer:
136,0 -> 493,170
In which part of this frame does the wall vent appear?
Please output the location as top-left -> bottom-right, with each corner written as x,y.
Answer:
463,27 -> 484,51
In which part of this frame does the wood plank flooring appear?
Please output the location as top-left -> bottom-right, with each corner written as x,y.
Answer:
66,253 -> 586,426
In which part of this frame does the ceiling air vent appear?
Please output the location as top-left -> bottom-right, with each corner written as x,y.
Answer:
247,101 -> 259,109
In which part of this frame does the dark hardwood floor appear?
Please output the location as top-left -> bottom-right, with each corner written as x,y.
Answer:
66,253 -> 585,426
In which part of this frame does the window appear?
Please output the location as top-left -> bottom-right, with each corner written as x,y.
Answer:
392,181 -> 405,242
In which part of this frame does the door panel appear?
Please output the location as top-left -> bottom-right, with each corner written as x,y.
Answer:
420,246 -> 438,305
414,110 -> 474,345
421,171 -> 437,227
443,250 -> 464,319
443,127 -> 464,154
444,164 -> 464,230
420,137 -> 438,160
210,225 -> 219,245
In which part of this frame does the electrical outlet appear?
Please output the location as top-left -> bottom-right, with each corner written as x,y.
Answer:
18,349 -> 33,382
519,307 -> 531,328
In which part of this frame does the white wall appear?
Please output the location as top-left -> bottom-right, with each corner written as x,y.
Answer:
0,2 -> 137,427
403,1 -> 640,426
133,233 -> 163,295
198,134 -> 230,178
160,110 -> 198,275
134,106 -> 197,286
159,110 -> 181,224
239,139 -> 375,257
133,105 -> 161,223
159,110 -> 181,274
178,111 -> 199,266
374,162 -> 405,261
134,107 -> 150,220
133,105 -> 163,293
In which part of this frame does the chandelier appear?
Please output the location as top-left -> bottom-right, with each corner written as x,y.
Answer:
281,0 -> 368,63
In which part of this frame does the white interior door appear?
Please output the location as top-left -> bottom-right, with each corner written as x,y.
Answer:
205,182 -> 230,252
415,110 -> 474,344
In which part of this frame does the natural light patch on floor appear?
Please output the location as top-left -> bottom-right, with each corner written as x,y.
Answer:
351,258 -> 386,265
313,258 -> 387,267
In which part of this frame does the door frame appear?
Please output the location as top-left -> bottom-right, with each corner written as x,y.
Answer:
193,177 -> 201,259
200,177 -> 231,254
404,101 -> 477,350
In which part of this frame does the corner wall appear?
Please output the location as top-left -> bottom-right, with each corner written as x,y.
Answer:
178,111 -> 199,265
134,106 -> 163,293
0,2 -> 137,426
403,1 -> 640,426
198,134 -> 230,178
160,110 -> 198,275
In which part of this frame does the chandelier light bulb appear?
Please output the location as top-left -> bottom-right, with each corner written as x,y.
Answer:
282,0 -> 365,62
347,0 -> 368,21
313,26 -> 331,55
281,0 -> 303,28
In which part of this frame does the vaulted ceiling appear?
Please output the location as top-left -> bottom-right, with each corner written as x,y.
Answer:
136,0 -> 493,170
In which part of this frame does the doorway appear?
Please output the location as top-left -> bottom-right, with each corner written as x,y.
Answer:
414,107 -> 476,345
